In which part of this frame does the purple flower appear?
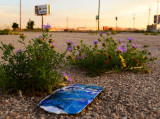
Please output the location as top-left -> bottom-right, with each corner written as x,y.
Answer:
77,55 -> 83,59
43,23 -> 51,29
118,39 -> 123,42
68,46 -> 73,51
16,49 -> 23,53
121,43 -> 126,47
63,72 -> 72,82
149,49 -> 154,56
37,35 -> 42,38
99,32 -> 103,36
131,43 -> 138,48
117,46 -> 126,53
93,41 -> 98,45
67,40 -> 75,46
127,38 -> 134,41
106,32 -> 111,35
50,43 -> 57,49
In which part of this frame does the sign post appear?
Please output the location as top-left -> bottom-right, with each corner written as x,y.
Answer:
42,15 -> 44,29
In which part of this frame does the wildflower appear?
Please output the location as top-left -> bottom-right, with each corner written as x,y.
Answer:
97,52 -> 101,55
67,40 -> 75,51
9,43 -> 14,50
104,52 -> 108,56
119,55 -> 126,68
77,55 -> 83,59
98,38 -> 102,42
99,32 -> 103,37
43,23 -> 51,29
49,39 -> 54,43
20,34 -> 26,39
127,38 -> 134,41
77,45 -> 80,49
106,32 -> 111,35
49,43 -> 57,49
70,54 -> 74,59
79,50 -> 82,55
114,43 -> 118,46
68,46 -> 73,51
121,43 -> 126,47
16,49 -> 23,53
131,43 -> 138,48
136,60 -> 139,64
38,38 -> 45,44
105,59 -> 110,64
127,37 -> 134,43
118,39 -> 123,42
93,41 -> 98,45
63,72 -> 72,82
117,46 -> 126,53
148,49 -> 154,56
67,40 -> 75,46
102,43 -> 106,47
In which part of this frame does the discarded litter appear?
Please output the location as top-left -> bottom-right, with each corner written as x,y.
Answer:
39,84 -> 103,114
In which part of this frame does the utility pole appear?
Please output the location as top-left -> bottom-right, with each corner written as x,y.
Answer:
133,14 -> 135,30
115,16 -> 118,29
20,0 -> 21,30
67,17 -> 69,28
98,0 -> 100,31
156,0 -> 159,32
148,7 -> 151,25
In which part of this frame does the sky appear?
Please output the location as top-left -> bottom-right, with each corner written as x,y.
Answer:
0,0 -> 158,30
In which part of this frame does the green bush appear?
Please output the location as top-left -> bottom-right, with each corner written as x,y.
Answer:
67,33 -> 157,76
0,29 -> 19,35
12,22 -> 19,30
27,20 -> 35,29
0,26 -> 67,94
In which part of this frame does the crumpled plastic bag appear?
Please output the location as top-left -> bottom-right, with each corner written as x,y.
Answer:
39,84 -> 103,114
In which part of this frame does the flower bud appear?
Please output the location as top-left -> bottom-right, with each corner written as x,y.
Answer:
102,43 -> 106,47
49,39 -> 54,43
9,43 -> 14,50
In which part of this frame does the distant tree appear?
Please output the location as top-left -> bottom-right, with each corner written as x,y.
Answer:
27,19 -> 35,29
12,22 -> 19,30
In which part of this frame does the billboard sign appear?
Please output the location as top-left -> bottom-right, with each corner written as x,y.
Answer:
154,15 -> 160,24
35,4 -> 50,15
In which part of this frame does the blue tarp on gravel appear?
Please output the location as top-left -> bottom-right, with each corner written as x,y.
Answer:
39,84 -> 103,114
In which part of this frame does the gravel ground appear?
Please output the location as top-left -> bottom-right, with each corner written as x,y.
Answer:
0,32 -> 160,119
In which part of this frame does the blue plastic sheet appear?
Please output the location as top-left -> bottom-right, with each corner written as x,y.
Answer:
39,84 -> 103,114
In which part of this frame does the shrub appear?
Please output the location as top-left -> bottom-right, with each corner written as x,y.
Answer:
0,25 -> 67,94
12,22 -> 19,30
0,29 -> 19,35
27,19 -> 35,29
67,32 -> 157,76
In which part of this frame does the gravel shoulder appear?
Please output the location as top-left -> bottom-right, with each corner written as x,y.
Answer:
0,32 -> 160,119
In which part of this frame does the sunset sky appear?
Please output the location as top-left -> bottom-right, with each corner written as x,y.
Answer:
0,0 -> 158,30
